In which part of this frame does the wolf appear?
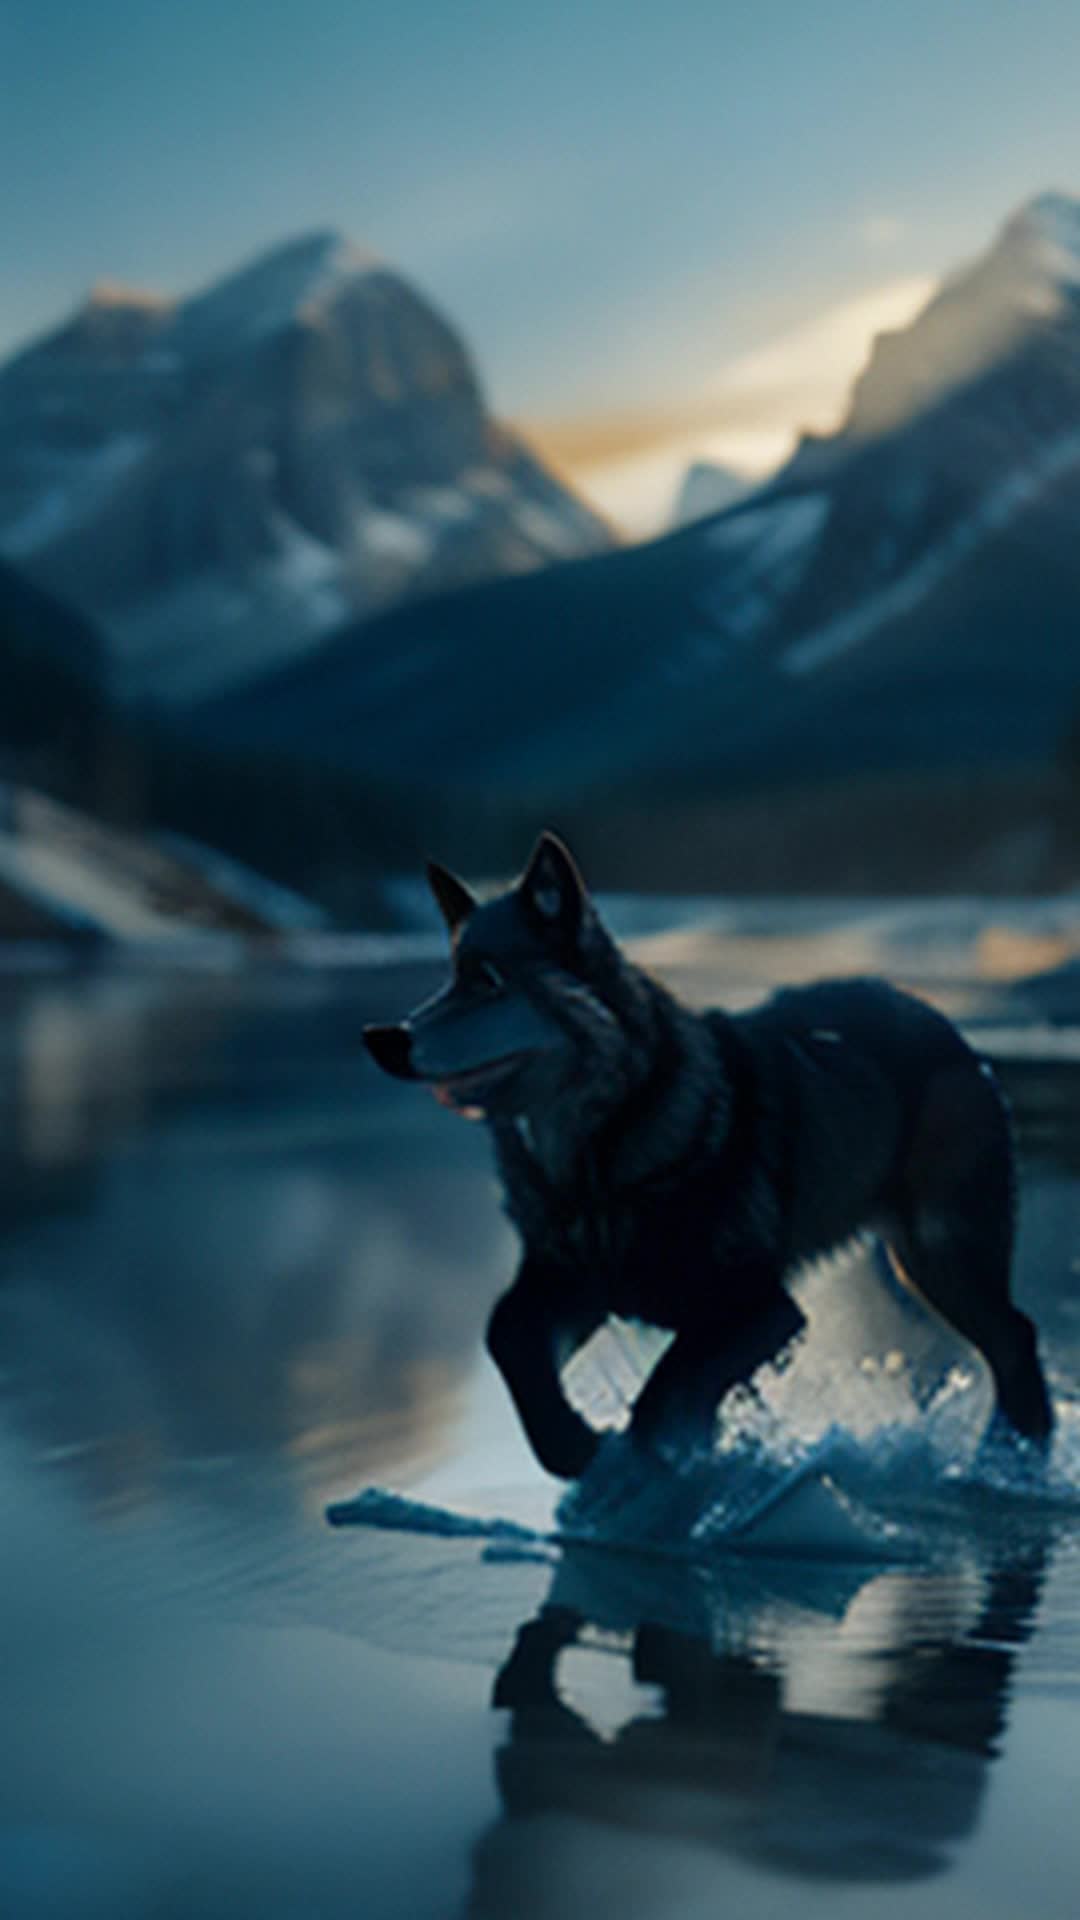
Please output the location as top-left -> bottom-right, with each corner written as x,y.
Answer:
364,833 -> 1053,1478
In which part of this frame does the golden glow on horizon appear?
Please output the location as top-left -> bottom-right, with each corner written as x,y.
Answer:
709,276 -> 937,411
520,274 -> 938,536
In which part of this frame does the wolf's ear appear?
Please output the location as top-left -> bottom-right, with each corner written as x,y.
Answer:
519,832 -> 587,937
426,858 -> 476,935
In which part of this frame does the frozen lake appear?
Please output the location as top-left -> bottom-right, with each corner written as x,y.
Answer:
1,935 -> 1079,1918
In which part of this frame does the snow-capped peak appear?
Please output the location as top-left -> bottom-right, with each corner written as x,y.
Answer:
169,230 -> 380,361
1004,190 -> 1080,287
1016,190 -> 1080,247
837,190 -> 1080,445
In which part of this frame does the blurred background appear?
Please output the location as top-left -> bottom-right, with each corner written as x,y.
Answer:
6,1 -> 1080,935
8,17 -> 1080,1913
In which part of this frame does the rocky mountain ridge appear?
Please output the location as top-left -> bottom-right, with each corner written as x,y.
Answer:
0,233 -> 610,704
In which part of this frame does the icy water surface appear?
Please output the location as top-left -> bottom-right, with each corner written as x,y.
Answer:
1,947 -> 1080,1918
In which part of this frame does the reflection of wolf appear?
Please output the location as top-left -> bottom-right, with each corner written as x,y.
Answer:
364,833 -> 1052,1476
468,1541 -> 1048,1903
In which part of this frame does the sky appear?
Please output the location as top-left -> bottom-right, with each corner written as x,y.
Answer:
6,0 -> 1080,530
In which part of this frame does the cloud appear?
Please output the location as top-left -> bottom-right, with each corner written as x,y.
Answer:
858,214 -> 908,253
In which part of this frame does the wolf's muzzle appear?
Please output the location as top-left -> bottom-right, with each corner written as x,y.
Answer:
362,1024 -> 418,1080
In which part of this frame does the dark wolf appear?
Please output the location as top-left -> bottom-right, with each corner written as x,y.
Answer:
364,834 -> 1053,1478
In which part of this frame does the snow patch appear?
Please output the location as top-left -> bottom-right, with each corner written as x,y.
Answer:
169,232 -> 377,361
0,434 -> 148,556
783,430 -> 1080,675
674,460 -> 748,527
0,829 -> 173,939
461,467 -> 513,502
511,496 -> 595,557
265,511 -> 349,629
407,484 -> 477,529
668,494 -> 829,683
705,492 -> 829,564
105,569 -> 343,705
355,507 -> 434,569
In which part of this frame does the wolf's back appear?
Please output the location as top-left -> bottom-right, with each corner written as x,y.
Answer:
725,978 -> 989,1267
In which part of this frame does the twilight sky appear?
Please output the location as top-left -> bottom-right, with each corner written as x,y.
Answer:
6,0 -> 1080,528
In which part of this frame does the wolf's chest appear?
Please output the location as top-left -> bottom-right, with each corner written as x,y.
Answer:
563,1181 -> 745,1327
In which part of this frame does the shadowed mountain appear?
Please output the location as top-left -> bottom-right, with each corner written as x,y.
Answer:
0,558 -> 440,923
0,556 -> 112,800
0,234 -> 610,707
199,194 -> 1080,888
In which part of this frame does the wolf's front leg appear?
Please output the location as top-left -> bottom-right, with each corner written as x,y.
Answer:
630,1288 -> 805,1456
486,1261 -> 604,1479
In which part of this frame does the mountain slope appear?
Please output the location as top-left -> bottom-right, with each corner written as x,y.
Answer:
0,235 -> 610,705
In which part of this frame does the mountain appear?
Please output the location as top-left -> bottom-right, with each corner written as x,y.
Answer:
199,193 -> 1080,887
0,235 -> 610,705
0,556 -> 113,803
672,460 -> 751,526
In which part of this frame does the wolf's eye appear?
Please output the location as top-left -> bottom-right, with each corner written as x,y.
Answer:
460,957 -> 504,993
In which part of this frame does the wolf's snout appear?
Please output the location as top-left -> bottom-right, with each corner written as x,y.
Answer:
363,1024 -> 417,1079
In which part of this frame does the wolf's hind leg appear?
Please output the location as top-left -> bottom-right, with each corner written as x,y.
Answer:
630,1288 -> 805,1454
895,1221 -> 1052,1446
892,1063 -> 1052,1447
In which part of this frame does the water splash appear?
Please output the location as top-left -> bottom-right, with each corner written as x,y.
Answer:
325,1486 -> 545,1542
550,1245 -> 1080,1559
328,1389 -> 1080,1566
327,1246 -> 1080,1570
556,1387 -> 1080,1565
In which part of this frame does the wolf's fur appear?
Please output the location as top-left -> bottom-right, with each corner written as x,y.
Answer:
365,834 -> 1053,1478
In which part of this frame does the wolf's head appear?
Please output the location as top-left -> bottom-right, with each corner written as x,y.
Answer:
364,833 -> 634,1123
